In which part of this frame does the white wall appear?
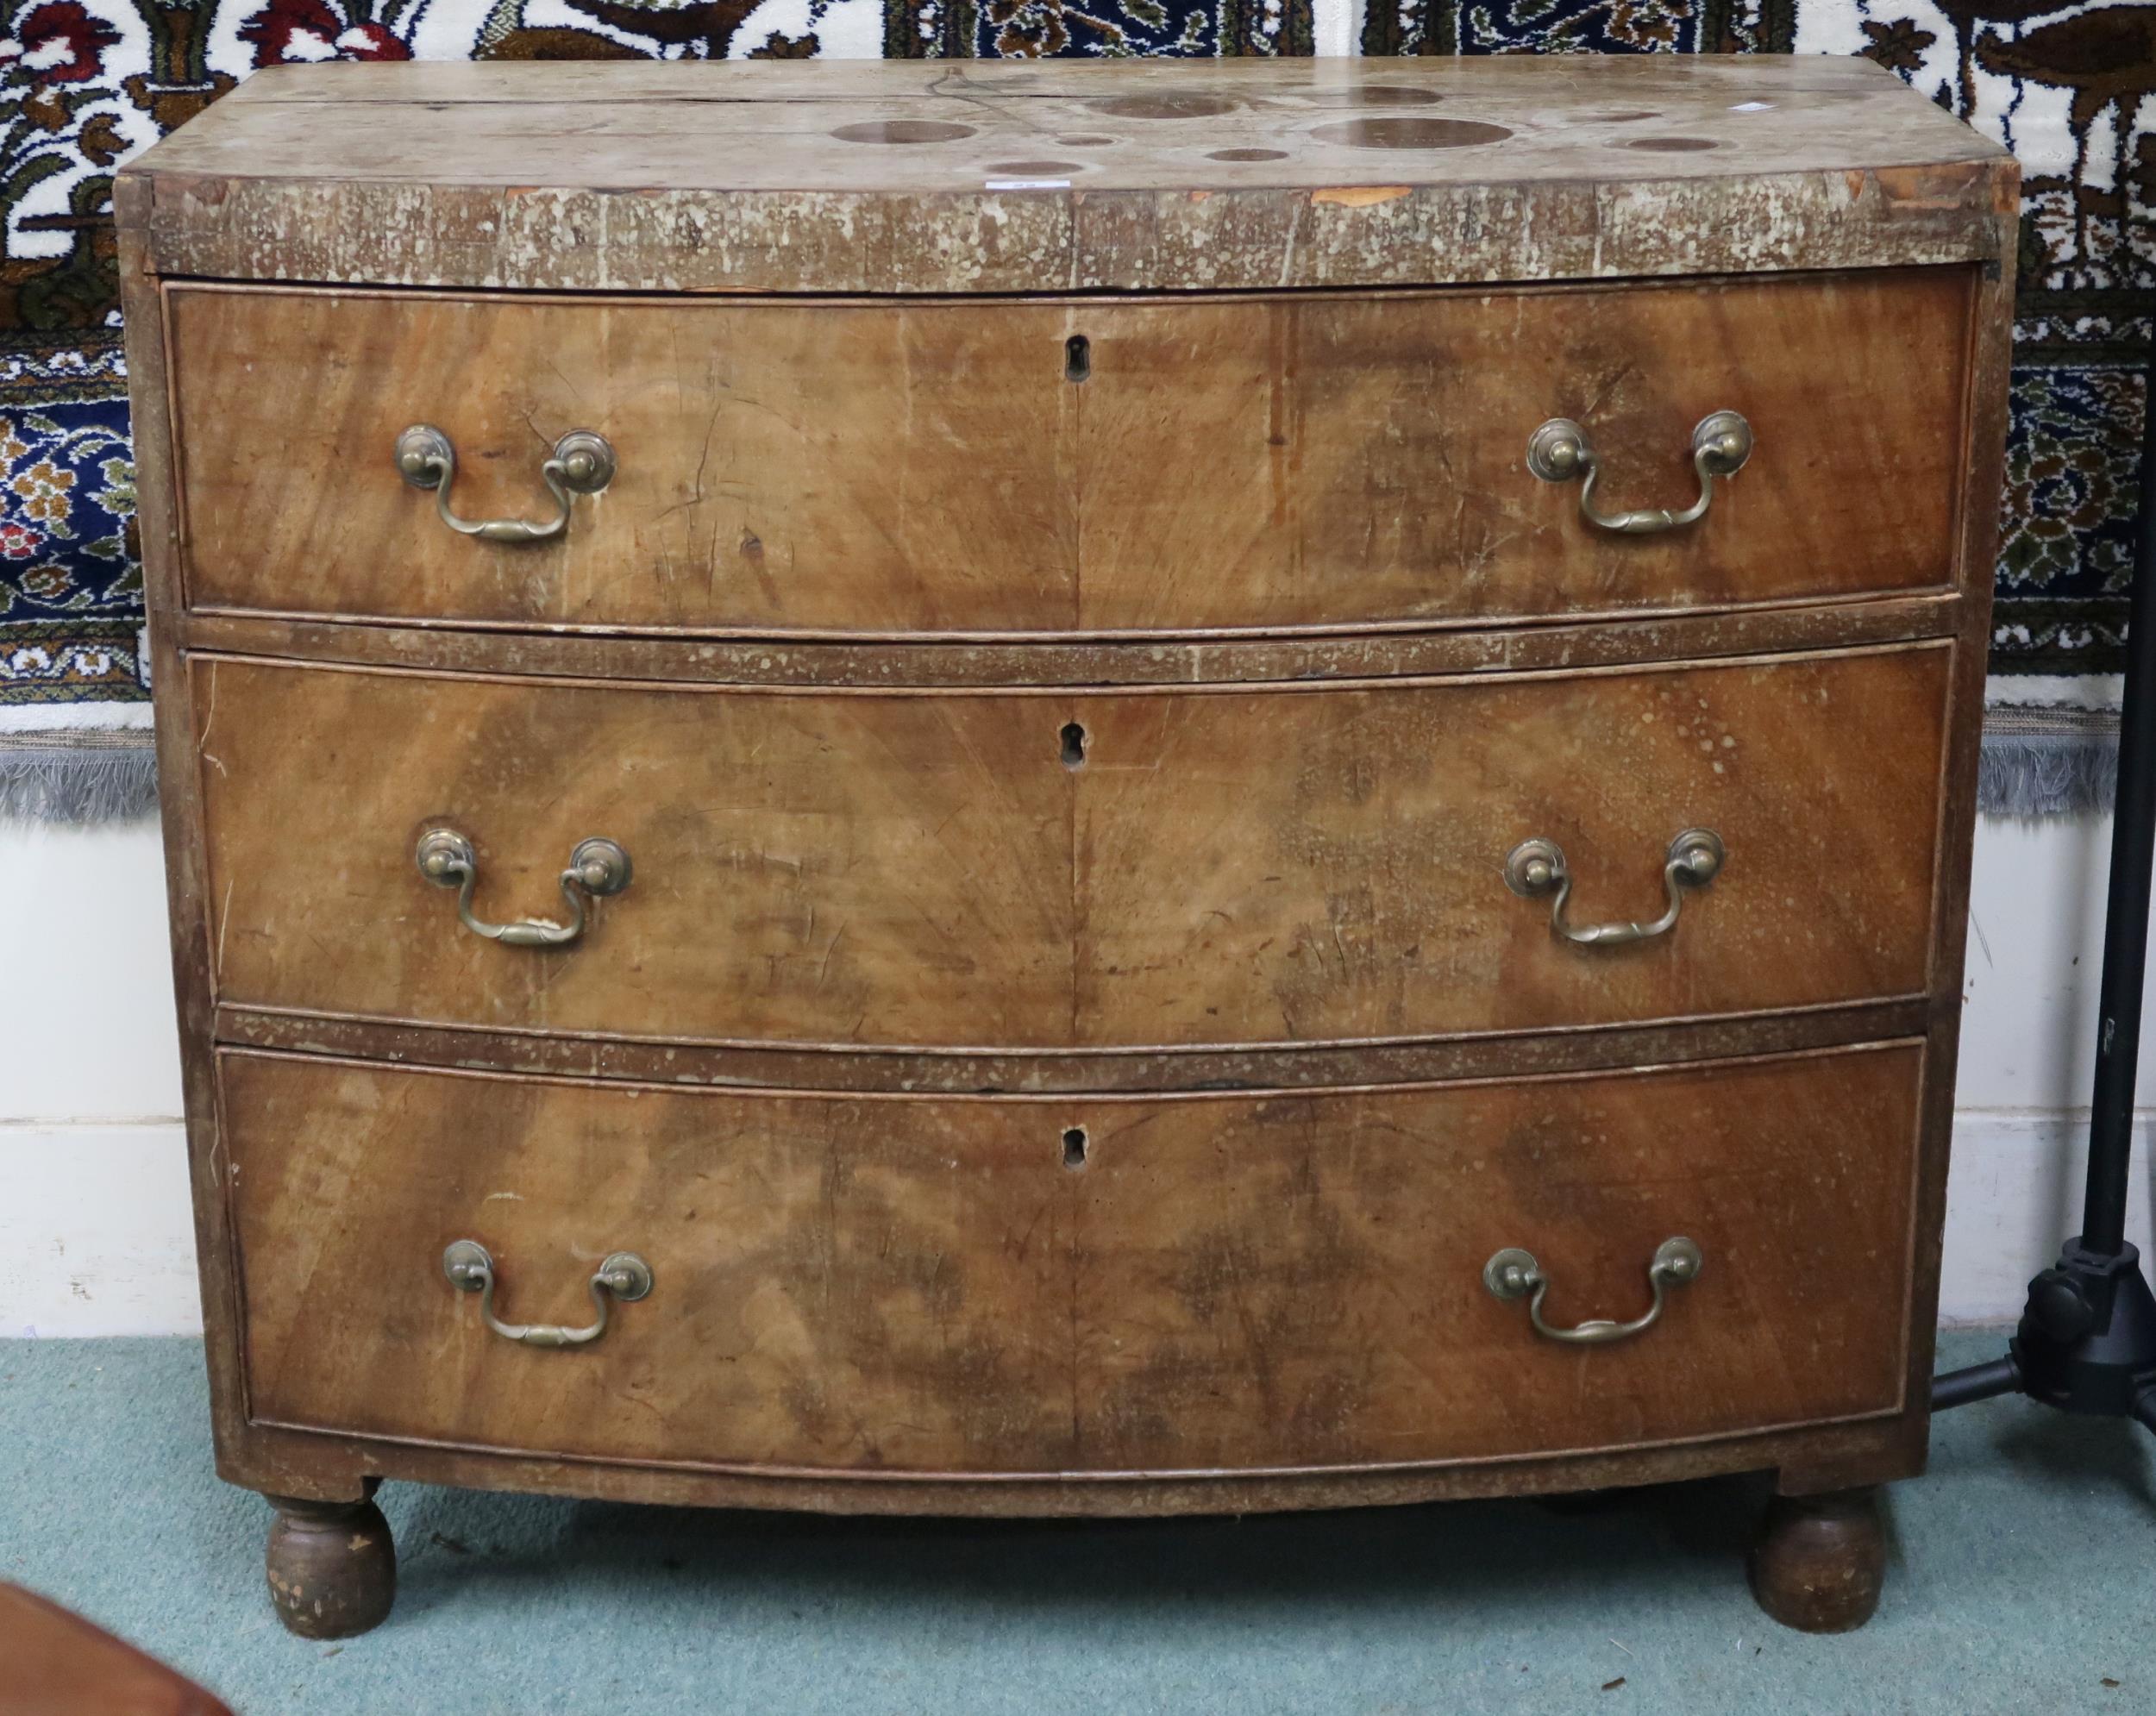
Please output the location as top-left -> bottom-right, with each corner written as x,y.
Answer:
1,818 -> 196,1337
1942,816 -> 2156,1318
3,813 -> 2150,1336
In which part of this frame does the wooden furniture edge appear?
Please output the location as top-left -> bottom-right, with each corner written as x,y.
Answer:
122,231 -> 257,1482
1890,201 -> 2017,1478
212,1407 -> 1926,1512
113,161 -> 2018,297
213,998 -> 1936,1094
215,1031 -> 1930,1102
182,635 -> 1956,700
174,595 -> 1965,688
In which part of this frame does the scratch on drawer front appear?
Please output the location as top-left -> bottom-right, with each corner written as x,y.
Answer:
197,659 -> 227,778
1276,201 -> 1302,289
216,878 -> 233,980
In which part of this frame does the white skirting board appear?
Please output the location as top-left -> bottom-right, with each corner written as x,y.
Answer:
0,1124 -> 201,1337
1936,1113 -> 2154,1325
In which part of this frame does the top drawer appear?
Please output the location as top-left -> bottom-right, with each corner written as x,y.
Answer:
165,271 -> 1971,637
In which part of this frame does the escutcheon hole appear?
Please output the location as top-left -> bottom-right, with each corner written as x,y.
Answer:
1065,334 -> 1091,382
1062,1127 -> 1088,1169
1061,721 -> 1088,768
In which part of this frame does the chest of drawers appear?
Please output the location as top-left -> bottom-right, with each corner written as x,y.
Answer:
119,55 -> 2015,1642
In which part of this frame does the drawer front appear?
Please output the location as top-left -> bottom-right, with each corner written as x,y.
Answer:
226,1045 -> 1920,1475
196,646 -> 1949,1050
169,271 -> 1970,636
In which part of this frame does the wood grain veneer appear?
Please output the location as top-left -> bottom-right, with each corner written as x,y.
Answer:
191,645 -> 1949,1052
167,272 -> 1970,636
226,1043 -> 1922,1477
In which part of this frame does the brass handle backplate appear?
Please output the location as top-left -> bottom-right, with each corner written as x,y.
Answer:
442,1240 -> 652,1349
415,828 -> 631,949
1526,410 -> 1752,535
1504,828 -> 1724,947
396,424 -> 615,544
1483,1237 -> 1703,1345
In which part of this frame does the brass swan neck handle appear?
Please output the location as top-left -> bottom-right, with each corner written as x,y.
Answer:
1504,829 -> 1725,947
442,1241 -> 652,1349
1483,1237 -> 1703,1345
395,423 -> 615,544
1527,410 -> 1752,535
415,828 -> 632,949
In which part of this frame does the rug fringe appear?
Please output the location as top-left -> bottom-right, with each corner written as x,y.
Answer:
1977,730 -> 2119,818
0,742 -> 161,824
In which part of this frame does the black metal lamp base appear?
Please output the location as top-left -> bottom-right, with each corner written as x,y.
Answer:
1934,354 -> 2156,1443
1934,1238 -> 2156,1431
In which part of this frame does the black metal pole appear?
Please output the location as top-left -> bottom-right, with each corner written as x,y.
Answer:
1932,354 -> 2156,1421
2081,376 -> 2156,1256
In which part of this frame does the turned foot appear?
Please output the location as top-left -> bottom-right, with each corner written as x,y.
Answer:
1748,1486 -> 1885,1633
264,1491 -> 396,1638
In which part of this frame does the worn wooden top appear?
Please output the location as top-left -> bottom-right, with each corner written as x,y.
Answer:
117,57 -> 2014,295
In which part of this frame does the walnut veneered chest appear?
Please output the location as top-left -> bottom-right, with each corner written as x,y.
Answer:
118,56 -> 2015,1640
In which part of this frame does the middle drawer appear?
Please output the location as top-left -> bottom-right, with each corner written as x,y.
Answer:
195,643 -> 1949,1052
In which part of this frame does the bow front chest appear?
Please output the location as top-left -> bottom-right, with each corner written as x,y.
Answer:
118,55 -> 2015,1639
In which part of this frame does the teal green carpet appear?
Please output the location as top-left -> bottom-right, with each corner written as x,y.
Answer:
2,1329 -> 2149,1713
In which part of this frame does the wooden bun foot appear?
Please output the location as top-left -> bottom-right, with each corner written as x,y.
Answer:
1747,1486 -> 1885,1633
264,1493 -> 397,1638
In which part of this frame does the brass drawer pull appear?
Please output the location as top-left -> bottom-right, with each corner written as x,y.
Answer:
1526,410 -> 1752,535
415,828 -> 631,949
1483,1237 -> 1703,1345
395,424 -> 616,544
442,1240 -> 653,1349
1504,828 -> 1724,947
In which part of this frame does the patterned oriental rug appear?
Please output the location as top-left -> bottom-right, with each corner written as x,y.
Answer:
0,1 -> 2147,819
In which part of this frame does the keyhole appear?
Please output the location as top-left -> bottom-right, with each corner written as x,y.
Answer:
1065,335 -> 1090,383
1062,1126 -> 1088,1170
1060,721 -> 1088,768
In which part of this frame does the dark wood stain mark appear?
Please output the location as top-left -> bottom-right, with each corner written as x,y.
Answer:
1086,93 -> 1238,120
830,120 -> 975,145
1311,118 -> 1514,150
1330,87 -> 1445,108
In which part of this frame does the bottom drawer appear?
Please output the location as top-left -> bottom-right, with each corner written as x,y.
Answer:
223,1044 -> 1921,1477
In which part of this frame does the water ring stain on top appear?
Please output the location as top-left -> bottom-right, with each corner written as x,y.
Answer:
1329,86 -> 1445,108
1312,117 -> 1514,150
1086,92 -> 1238,120
832,121 -> 977,145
